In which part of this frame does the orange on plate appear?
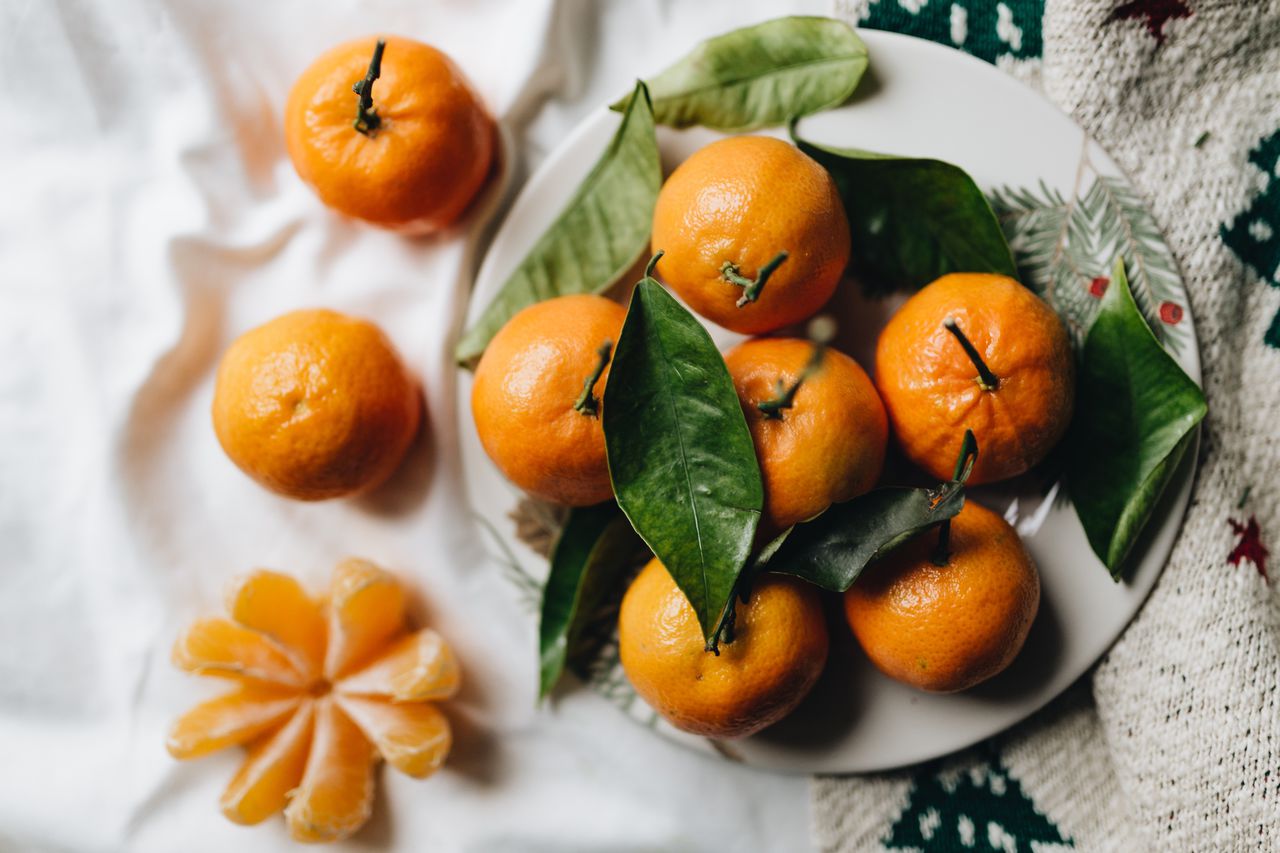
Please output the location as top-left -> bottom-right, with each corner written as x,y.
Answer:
286,35 -> 495,233
874,273 -> 1074,485
212,308 -> 421,501
651,136 -> 850,335
168,561 -> 460,842
725,336 -> 887,533
844,501 -> 1040,693
471,294 -> 626,506
618,557 -> 828,739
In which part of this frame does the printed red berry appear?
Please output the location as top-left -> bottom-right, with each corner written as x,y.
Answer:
1159,301 -> 1184,324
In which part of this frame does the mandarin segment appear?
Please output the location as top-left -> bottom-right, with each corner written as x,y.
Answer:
285,698 -> 379,844
337,695 -> 452,778
166,684 -> 302,760
172,617 -> 306,688
337,628 -> 460,702
324,559 -> 407,680
221,700 -> 316,825
225,570 -> 328,679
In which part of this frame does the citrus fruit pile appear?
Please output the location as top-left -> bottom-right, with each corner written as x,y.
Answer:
472,133 -> 1075,740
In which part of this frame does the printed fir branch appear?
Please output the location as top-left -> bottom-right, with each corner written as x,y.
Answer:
988,174 -> 1187,354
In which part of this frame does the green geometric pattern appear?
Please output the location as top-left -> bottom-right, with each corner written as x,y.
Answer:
1220,128 -> 1280,349
886,756 -> 1072,852
858,0 -> 1044,63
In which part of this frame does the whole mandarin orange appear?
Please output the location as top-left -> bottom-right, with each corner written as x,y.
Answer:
844,501 -> 1040,693
651,136 -> 850,334
618,557 -> 828,739
471,294 -> 626,506
212,309 -> 420,501
725,337 -> 887,533
285,36 -> 495,233
874,273 -> 1074,485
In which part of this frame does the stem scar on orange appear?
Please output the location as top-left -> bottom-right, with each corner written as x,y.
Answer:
843,500 -> 1040,693
725,332 -> 887,534
650,136 -> 850,335
470,294 -> 626,507
212,309 -> 421,501
285,36 -> 495,234
618,557 -> 828,739
873,273 -> 1074,485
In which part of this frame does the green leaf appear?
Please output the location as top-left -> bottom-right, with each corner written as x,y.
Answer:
613,16 -> 868,132
1067,258 -> 1207,578
602,277 -> 764,642
456,81 -> 662,366
766,483 -> 966,591
538,502 -> 643,699
793,131 -> 1018,294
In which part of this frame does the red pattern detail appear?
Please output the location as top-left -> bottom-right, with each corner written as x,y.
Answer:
1159,301 -> 1184,324
1108,0 -> 1193,45
1089,277 -> 1110,298
1228,516 -> 1270,581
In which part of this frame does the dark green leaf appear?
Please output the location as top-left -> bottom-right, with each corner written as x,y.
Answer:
613,17 -> 867,132
538,502 -> 643,699
603,278 -> 764,641
793,131 -> 1018,294
1067,258 -> 1207,577
765,483 -> 966,591
456,82 -> 662,366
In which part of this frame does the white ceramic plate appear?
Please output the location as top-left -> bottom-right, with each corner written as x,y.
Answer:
459,31 -> 1201,774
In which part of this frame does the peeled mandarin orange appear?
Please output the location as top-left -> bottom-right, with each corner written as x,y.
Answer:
844,501 -> 1040,693
725,337 -> 887,533
618,558 -> 828,739
651,136 -> 850,334
471,294 -> 626,506
168,560 -> 459,841
874,273 -> 1074,485
212,309 -> 421,501
285,36 -> 495,233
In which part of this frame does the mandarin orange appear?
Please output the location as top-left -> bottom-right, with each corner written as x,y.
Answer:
874,273 -> 1074,485
618,558 -> 828,739
285,36 -> 494,233
651,136 -> 849,334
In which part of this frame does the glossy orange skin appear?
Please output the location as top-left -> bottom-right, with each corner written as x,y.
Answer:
874,274 -> 1074,485
212,309 -> 421,500
651,136 -> 850,334
618,558 -> 828,739
844,501 -> 1040,693
725,338 -> 887,533
471,295 -> 626,506
285,36 -> 495,233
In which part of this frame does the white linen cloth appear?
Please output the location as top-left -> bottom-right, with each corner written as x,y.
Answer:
0,1 -> 829,850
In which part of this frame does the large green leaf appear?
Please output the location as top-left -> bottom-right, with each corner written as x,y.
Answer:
538,502 -> 643,699
455,82 -> 661,366
602,277 -> 763,642
1067,258 -> 1207,577
767,483 -> 967,591
613,17 -> 867,132
793,132 -> 1018,294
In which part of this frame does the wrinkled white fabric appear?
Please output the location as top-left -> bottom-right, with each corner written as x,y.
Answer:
0,1 -> 828,850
